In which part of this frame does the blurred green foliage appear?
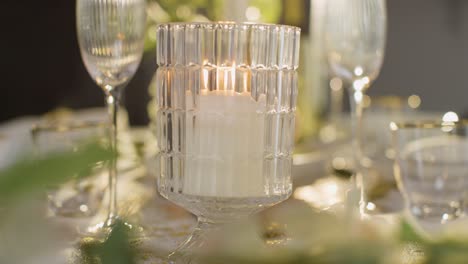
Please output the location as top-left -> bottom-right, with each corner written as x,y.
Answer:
0,143 -> 112,207
153,0 -> 280,22
144,0 -> 282,52
79,220 -> 137,264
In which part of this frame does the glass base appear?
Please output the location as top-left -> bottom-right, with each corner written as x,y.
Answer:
157,192 -> 292,263
352,171 -> 403,215
80,215 -> 145,240
167,217 -> 291,263
167,219 -> 220,264
159,192 -> 290,223
409,202 -> 464,223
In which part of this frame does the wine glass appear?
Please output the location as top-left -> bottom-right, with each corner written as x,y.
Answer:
325,0 -> 387,214
155,22 -> 300,262
76,0 -> 146,236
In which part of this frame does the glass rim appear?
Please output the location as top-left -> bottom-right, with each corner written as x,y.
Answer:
398,135 -> 468,165
156,21 -> 301,32
390,119 -> 468,131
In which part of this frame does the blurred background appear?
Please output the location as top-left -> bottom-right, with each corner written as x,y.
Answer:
4,0 -> 468,132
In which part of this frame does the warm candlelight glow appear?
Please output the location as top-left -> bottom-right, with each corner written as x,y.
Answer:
201,63 -> 251,94
202,66 -> 209,91
294,178 -> 350,210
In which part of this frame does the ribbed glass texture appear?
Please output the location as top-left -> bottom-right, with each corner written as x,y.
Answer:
155,22 -> 300,220
77,0 -> 146,91
325,0 -> 386,87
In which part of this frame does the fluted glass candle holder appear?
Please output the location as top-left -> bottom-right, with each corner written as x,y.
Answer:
155,22 -> 300,261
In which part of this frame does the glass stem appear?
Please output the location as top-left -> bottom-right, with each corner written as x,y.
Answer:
348,88 -> 367,213
330,83 -> 344,124
106,92 -> 121,224
168,217 -> 221,263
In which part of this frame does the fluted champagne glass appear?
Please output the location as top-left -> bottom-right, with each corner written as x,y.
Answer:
76,0 -> 146,235
325,0 -> 387,213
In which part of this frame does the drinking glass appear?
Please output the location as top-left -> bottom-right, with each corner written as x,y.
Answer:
155,22 -> 300,262
317,96 -> 424,213
364,96 -> 420,184
31,121 -> 108,218
391,120 -> 468,223
325,0 -> 387,213
76,0 -> 146,236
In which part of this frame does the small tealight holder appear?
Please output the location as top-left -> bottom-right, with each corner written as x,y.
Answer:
155,22 -> 300,262
391,120 -> 468,224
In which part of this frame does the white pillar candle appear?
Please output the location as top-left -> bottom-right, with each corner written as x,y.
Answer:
183,89 -> 267,198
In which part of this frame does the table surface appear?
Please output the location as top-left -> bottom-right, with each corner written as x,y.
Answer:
0,109 -> 413,264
